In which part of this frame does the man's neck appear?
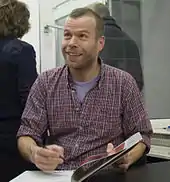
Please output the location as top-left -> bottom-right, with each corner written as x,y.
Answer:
69,62 -> 100,82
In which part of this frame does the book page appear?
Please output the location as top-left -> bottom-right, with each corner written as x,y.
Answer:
124,132 -> 143,149
10,170 -> 73,182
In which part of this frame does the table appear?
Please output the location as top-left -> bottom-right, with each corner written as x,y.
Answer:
11,161 -> 170,182
89,161 -> 170,182
148,119 -> 170,160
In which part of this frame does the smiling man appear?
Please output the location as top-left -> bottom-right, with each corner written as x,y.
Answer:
17,8 -> 152,172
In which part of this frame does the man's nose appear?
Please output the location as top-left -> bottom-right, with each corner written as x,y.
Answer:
68,36 -> 78,47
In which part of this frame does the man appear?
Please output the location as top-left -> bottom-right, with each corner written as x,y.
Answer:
17,8 -> 152,172
87,3 -> 144,91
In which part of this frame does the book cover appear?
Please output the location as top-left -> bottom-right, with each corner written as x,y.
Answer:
71,132 -> 143,182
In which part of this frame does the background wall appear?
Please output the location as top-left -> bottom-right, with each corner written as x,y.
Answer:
110,0 -> 170,119
20,0 -> 58,72
20,0 -> 40,72
142,0 -> 170,118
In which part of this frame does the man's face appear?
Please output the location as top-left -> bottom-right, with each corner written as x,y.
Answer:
62,15 -> 104,70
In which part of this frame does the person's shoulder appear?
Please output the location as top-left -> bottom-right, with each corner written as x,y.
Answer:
104,64 -> 137,86
38,65 -> 67,83
43,65 -> 66,76
104,64 -> 129,77
2,38 -> 35,55
12,39 -> 35,54
120,31 -> 138,48
104,22 -> 138,51
18,39 -> 35,51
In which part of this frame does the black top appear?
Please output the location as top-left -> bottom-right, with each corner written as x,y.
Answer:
100,16 -> 144,91
0,37 -> 38,157
89,161 -> 170,182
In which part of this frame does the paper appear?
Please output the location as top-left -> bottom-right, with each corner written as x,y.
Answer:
10,170 -> 73,182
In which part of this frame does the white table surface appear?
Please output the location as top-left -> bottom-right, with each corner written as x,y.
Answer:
10,170 -> 73,182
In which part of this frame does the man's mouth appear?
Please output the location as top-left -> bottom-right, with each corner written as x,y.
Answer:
66,52 -> 82,56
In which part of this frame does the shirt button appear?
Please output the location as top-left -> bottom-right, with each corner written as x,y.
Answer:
75,144 -> 79,148
76,108 -> 79,111
79,126 -> 83,130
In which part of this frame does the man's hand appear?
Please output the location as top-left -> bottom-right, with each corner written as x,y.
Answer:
106,143 -> 132,172
30,144 -> 64,171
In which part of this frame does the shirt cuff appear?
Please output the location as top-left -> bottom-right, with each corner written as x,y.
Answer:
17,125 -> 43,145
141,134 -> 151,154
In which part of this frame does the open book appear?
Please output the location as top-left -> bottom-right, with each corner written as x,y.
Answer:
10,132 -> 143,182
71,132 -> 143,182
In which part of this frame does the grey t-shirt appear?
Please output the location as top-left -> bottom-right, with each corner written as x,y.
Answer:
74,76 -> 99,102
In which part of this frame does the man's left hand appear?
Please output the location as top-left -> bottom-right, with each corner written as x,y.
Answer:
106,143 -> 132,172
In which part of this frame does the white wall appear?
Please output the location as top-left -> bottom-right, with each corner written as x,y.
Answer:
21,0 -> 59,72
19,0 -> 58,73
39,0 -> 58,72
20,0 -> 40,73
110,0 -> 170,119
142,0 -> 170,118
53,0 -> 106,20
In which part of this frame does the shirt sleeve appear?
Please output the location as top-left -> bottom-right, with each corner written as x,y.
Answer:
121,72 -> 153,153
17,72 -> 48,145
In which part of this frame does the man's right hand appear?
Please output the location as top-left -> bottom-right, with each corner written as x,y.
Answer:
30,144 -> 64,171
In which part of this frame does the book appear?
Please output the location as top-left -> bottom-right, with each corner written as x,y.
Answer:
71,132 -> 143,182
10,132 -> 143,182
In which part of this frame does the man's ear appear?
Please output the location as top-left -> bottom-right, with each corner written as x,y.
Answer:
98,36 -> 105,52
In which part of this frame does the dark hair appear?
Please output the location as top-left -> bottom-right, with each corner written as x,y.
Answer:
0,0 -> 30,38
68,7 -> 104,38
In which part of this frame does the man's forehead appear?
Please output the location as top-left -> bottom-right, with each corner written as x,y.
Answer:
64,16 -> 96,30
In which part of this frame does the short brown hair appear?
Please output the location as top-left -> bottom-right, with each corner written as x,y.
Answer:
0,0 -> 30,38
68,7 -> 104,38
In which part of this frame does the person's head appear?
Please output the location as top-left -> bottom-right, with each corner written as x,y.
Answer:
62,7 -> 105,70
0,0 -> 30,38
87,2 -> 110,18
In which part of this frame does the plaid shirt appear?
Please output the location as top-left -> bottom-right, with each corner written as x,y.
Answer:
17,63 -> 152,170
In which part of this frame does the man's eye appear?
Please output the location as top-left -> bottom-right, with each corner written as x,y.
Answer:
80,34 -> 87,38
64,33 -> 71,39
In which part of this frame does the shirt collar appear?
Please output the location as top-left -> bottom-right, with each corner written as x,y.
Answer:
64,58 -> 105,89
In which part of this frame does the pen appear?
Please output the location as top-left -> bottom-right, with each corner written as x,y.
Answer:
162,126 -> 170,130
154,126 -> 170,130
43,145 -> 65,161
43,130 -> 64,160
42,128 -> 77,160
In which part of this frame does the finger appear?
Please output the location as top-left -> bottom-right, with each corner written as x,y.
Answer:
37,158 -> 64,166
115,156 -> 125,165
35,154 -> 64,165
115,160 -> 124,165
107,143 -> 114,153
107,143 -> 116,155
35,157 -> 64,171
36,163 -> 58,172
37,147 -> 61,158
46,145 -> 64,158
118,164 -> 129,172
46,145 -> 64,152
